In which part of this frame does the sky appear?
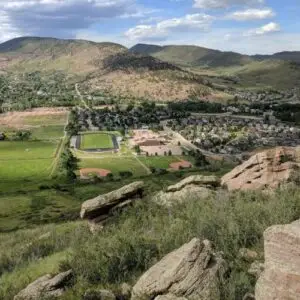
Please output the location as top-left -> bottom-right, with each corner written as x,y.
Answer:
0,0 -> 299,54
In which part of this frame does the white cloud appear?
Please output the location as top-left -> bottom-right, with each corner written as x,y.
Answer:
194,0 -> 264,9
226,8 -> 275,21
245,22 -> 280,36
0,0 -> 144,40
125,13 -> 214,41
0,11 -> 22,42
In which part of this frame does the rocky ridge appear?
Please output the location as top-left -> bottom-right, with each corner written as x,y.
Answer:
221,146 -> 300,190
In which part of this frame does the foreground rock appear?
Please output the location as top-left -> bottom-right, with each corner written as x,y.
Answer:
80,181 -> 144,231
14,270 -> 73,300
132,238 -> 227,300
255,219 -> 300,300
222,147 -> 300,191
154,175 -> 220,206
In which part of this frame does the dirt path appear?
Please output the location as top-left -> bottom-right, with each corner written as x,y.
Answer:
134,155 -> 151,175
75,83 -> 90,110
49,111 -> 70,177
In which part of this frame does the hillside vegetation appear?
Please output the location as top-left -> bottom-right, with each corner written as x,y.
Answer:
1,181 -> 299,300
130,43 -> 300,89
0,37 -> 222,102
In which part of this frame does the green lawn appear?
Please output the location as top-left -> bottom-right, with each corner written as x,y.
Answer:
0,141 -> 58,160
22,114 -> 68,126
0,159 -> 53,182
80,133 -> 114,150
79,157 -> 148,177
138,156 -> 181,169
31,125 -> 64,140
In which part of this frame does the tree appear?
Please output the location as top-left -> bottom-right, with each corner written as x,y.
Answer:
194,151 -> 209,167
134,145 -> 141,154
61,149 -> 80,180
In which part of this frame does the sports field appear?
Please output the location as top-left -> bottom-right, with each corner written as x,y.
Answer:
80,133 -> 114,150
138,156 -> 182,169
79,157 -> 148,177
0,140 -> 59,184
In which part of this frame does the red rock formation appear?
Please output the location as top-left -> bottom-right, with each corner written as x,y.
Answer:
221,147 -> 300,191
255,219 -> 300,300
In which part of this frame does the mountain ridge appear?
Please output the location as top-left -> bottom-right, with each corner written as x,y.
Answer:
129,43 -> 300,67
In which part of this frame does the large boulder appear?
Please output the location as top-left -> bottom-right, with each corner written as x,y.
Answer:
222,147 -> 300,191
131,238 -> 227,300
154,175 -> 220,207
154,185 -> 213,207
255,219 -> 300,300
80,181 -> 144,231
166,175 -> 220,193
14,270 -> 73,300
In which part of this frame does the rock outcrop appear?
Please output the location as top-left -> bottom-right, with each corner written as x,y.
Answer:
222,147 -> 300,191
166,175 -> 220,192
255,219 -> 300,300
131,238 -> 227,300
80,181 -> 144,232
154,175 -> 220,207
14,270 -> 73,300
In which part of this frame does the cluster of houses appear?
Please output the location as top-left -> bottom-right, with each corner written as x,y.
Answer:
169,115 -> 300,155
130,129 -> 183,156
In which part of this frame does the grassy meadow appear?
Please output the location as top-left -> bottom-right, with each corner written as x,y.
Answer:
0,184 -> 299,300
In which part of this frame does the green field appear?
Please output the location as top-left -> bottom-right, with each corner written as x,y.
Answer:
0,141 -> 58,160
31,125 -> 64,140
22,114 -> 68,126
0,141 -> 59,186
139,156 -> 181,169
80,133 -> 114,150
80,157 -> 148,177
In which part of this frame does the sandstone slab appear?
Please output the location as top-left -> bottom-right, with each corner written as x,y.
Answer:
14,270 -> 73,300
222,147 -> 300,191
132,238 -> 227,300
167,175 -> 220,193
255,219 -> 300,300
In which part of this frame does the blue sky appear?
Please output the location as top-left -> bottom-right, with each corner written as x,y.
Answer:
0,0 -> 299,54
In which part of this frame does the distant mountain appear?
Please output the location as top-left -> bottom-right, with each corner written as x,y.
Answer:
129,43 -> 300,67
129,43 -> 163,55
129,44 -> 252,67
253,51 -> 300,63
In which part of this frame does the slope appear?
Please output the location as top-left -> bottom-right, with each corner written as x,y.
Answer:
0,37 -> 222,102
130,44 -> 253,67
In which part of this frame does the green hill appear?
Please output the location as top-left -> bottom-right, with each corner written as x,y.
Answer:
129,44 -> 253,67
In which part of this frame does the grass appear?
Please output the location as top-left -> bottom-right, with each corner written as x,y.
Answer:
0,141 -> 58,160
79,157 -> 148,177
0,159 -> 53,182
0,184 -> 299,300
80,133 -> 114,150
138,156 -> 182,169
22,114 -> 68,126
31,125 -> 64,140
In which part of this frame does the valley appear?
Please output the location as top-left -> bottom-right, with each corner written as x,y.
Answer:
0,37 -> 300,300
